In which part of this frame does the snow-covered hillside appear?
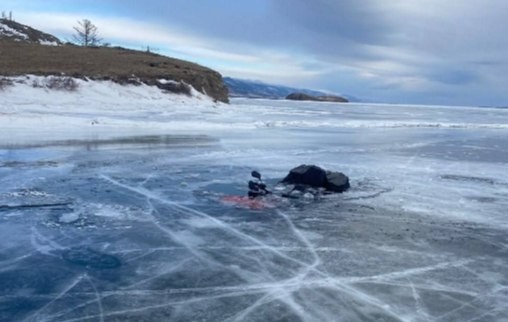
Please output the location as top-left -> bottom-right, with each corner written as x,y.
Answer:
0,18 -> 61,45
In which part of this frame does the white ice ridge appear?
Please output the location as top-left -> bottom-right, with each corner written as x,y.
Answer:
254,120 -> 508,130
0,76 -> 223,147
3,79 -> 508,148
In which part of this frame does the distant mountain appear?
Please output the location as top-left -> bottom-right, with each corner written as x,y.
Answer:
224,77 -> 360,102
0,18 -> 61,45
224,77 -> 325,99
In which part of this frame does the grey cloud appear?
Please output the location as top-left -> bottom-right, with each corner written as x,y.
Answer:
73,0 -> 508,105
430,70 -> 479,86
273,0 -> 394,45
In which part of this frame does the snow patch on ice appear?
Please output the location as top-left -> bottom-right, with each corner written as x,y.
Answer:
58,212 -> 80,224
80,203 -> 150,222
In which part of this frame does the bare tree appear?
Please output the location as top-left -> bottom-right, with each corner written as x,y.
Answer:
72,19 -> 102,46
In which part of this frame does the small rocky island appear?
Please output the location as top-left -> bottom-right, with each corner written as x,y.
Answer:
286,92 -> 348,103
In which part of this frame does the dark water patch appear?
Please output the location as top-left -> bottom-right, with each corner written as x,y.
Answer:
440,174 -> 496,185
0,202 -> 72,212
466,196 -> 498,203
0,297 -> 49,322
200,182 -> 246,196
62,247 -> 121,269
0,134 -> 219,150
0,160 -> 59,168
0,260 -> 76,296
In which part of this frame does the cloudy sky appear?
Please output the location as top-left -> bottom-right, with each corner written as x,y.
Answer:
3,0 -> 508,106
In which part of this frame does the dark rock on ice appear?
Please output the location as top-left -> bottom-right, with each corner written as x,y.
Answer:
282,165 -> 328,187
281,164 -> 350,193
62,247 -> 121,269
325,171 -> 350,192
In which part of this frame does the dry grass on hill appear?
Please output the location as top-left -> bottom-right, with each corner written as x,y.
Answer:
0,40 -> 229,102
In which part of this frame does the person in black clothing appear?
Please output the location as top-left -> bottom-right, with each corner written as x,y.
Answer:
248,171 -> 270,198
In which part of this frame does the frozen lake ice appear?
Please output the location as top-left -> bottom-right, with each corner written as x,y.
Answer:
1,98 -> 508,321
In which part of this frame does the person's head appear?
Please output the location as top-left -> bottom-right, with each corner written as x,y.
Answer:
251,171 -> 262,180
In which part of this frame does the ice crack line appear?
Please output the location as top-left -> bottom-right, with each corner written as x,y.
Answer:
22,274 -> 86,322
143,197 -> 210,263
342,188 -> 393,201
410,280 -> 431,322
100,175 -> 318,270
97,175 -> 452,321
85,274 -> 104,322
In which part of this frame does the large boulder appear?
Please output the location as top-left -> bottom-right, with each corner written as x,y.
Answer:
281,164 -> 349,193
281,165 -> 327,187
325,171 -> 350,193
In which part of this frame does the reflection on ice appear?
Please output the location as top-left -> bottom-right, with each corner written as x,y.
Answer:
1,100 -> 508,321
0,134 -> 218,150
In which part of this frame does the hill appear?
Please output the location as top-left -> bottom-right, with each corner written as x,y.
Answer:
0,18 -> 61,45
224,77 -> 359,102
224,77 -> 326,99
0,19 -> 229,102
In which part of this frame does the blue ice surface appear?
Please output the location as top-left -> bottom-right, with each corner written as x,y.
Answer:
1,100 -> 508,321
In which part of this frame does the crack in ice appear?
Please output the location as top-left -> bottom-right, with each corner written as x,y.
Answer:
22,274 -> 85,322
